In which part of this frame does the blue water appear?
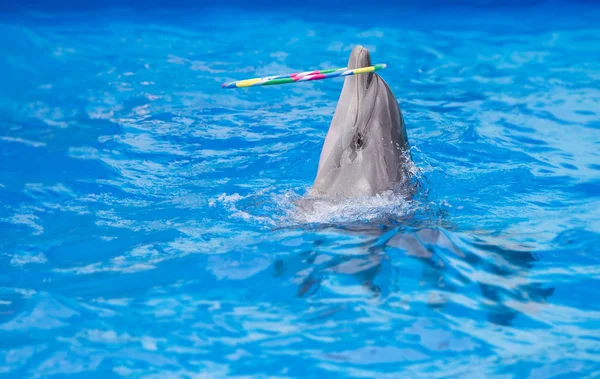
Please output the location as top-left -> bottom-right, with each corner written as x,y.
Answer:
1,3 -> 600,377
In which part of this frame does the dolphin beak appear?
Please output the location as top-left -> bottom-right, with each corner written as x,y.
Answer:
349,45 -> 372,69
349,45 -> 373,91
357,47 -> 369,67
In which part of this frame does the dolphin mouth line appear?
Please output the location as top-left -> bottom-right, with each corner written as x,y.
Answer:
349,47 -> 376,150
353,68 -> 360,131
352,47 -> 367,130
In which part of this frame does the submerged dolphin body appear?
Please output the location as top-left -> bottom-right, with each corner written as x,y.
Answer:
310,45 -> 411,199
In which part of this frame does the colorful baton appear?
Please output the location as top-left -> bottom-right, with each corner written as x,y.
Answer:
221,64 -> 387,89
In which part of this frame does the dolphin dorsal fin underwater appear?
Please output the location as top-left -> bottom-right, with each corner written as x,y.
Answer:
310,45 -> 411,199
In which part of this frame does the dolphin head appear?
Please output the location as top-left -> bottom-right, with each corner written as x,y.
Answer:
310,45 -> 411,199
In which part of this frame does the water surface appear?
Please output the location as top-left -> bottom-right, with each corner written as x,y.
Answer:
1,4 -> 600,377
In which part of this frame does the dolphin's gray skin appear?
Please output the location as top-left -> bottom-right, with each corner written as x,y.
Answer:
310,45 -> 411,199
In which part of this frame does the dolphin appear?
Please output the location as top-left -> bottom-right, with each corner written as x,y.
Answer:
310,45 -> 412,200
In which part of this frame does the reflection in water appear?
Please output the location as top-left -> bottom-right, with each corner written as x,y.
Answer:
275,224 -> 555,328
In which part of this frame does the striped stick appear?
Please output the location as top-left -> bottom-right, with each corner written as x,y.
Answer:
221,64 -> 387,89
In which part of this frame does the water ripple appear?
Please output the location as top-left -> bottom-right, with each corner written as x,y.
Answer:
1,4 -> 600,378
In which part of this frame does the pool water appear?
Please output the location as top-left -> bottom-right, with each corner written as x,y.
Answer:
1,3 -> 600,377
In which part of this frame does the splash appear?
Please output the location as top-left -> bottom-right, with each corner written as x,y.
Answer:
210,150 -> 431,228
287,190 -> 415,225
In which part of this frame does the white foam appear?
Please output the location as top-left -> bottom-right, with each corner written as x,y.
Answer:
210,155 -> 428,228
286,190 -> 415,225
210,187 -> 417,229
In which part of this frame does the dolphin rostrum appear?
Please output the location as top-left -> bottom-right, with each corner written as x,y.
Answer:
310,45 -> 412,199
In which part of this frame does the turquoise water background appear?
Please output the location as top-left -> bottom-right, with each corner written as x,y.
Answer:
1,3 -> 600,377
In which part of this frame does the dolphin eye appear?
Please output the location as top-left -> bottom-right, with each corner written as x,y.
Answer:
355,133 -> 364,150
